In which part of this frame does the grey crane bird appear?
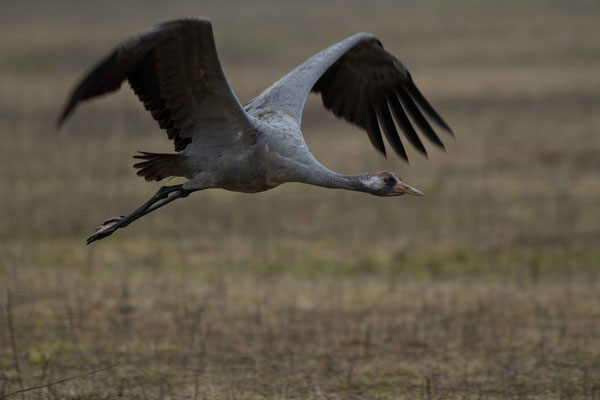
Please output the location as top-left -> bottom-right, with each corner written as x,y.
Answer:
57,17 -> 453,244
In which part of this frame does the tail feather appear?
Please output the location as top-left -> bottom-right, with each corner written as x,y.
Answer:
133,152 -> 192,182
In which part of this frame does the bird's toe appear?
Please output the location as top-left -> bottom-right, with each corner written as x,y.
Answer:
103,216 -> 126,225
87,217 -> 125,244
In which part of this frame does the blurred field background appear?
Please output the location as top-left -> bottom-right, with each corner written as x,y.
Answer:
1,0 -> 599,398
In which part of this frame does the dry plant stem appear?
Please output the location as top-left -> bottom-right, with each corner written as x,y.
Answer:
0,364 -> 119,399
35,357 -> 52,400
5,289 -> 23,393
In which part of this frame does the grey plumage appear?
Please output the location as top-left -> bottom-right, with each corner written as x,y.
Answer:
57,17 -> 453,244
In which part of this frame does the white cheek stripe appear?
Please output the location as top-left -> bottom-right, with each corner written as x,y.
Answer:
362,175 -> 380,190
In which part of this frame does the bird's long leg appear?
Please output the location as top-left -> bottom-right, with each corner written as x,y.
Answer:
86,184 -> 192,245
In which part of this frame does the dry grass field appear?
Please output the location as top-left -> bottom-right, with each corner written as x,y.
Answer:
1,0 -> 600,398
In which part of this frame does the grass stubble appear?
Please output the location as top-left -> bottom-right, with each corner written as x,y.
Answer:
1,0 -> 600,398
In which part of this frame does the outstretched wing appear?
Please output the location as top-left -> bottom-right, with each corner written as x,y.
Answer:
57,17 -> 252,151
249,33 -> 452,161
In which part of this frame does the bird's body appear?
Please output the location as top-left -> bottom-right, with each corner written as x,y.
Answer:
183,107 -> 354,194
182,107 -> 306,193
58,18 -> 452,243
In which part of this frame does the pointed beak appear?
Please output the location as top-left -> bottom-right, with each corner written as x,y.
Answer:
394,181 -> 424,197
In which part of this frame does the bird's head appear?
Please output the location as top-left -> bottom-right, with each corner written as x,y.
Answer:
362,172 -> 424,197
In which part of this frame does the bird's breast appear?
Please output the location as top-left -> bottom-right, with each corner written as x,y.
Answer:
215,151 -> 278,193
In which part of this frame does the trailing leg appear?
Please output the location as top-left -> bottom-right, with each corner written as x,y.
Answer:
86,184 -> 192,244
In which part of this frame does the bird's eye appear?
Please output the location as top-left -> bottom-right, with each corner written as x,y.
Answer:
383,176 -> 396,187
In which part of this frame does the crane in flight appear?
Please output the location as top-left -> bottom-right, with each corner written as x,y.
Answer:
58,17 -> 453,244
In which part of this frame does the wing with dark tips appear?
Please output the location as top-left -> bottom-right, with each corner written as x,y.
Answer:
250,33 -> 452,161
58,17 -> 252,152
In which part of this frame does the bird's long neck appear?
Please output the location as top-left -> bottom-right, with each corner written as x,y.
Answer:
293,160 -> 371,193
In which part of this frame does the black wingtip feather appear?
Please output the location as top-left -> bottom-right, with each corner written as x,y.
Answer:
56,104 -> 72,129
375,98 -> 409,162
397,86 -> 445,150
56,51 -> 125,128
365,107 -> 387,158
386,93 -> 428,158
406,80 -> 453,135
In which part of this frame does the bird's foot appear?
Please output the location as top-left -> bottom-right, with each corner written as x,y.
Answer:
86,216 -> 126,245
